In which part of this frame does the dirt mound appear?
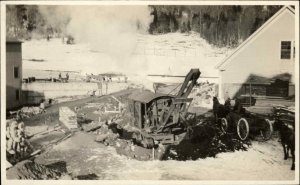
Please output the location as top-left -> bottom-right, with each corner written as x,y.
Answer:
164,130 -> 249,160
6,160 -> 67,180
160,115 -> 250,161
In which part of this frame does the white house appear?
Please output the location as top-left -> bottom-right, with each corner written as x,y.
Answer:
216,6 -> 295,100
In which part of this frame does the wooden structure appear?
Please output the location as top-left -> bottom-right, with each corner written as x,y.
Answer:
6,38 -> 23,110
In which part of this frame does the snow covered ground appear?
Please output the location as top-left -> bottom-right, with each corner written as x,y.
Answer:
34,131 -> 295,181
22,32 -> 231,85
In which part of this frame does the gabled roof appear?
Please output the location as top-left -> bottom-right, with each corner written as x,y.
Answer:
215,6 -> 295,70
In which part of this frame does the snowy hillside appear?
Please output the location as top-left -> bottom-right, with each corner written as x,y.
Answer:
22,32 -> 232,82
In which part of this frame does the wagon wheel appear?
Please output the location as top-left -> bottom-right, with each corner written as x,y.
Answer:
260,119 -> 273,140
220,118 -> 228,133
237,118 -> 249,141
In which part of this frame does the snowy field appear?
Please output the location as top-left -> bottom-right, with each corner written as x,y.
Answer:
22,32 -> 231,85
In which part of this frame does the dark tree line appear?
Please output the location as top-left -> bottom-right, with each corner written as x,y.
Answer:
149,5 -> 282,47
7,5 -> 42,39
6,5 -> 68,39
6,5 -> 282,47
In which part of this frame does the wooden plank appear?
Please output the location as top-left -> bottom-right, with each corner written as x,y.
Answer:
173,98 -> 193,104
152,134 -> 174,141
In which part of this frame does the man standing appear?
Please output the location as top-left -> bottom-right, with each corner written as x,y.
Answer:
66,73 -> 69,82
233,98 -> 245,114
58,73 -> 62,82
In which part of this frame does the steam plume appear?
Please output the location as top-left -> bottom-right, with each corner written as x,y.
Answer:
38,5 -> 153,75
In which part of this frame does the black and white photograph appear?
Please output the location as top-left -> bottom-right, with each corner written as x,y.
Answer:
1,1 -> 299,184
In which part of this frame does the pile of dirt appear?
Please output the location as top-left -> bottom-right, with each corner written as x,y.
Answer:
163,123 -> 250,160
6,160 -> 67,180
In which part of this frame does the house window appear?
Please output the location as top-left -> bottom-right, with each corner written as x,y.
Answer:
293,41 -> 295,59
14,66 -> 19,78
280,41 -> 291,59
16,89 -> 20,101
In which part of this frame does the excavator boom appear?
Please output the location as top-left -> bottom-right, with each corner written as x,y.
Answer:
156,68 -> 201,132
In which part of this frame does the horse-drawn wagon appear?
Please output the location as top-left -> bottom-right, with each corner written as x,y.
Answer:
215,98 -> 273,141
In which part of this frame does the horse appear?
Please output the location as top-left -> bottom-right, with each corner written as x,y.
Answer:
212,97 -> 231,122
275,119 -> 295,170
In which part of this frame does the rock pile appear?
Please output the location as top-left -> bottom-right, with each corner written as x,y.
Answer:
81,115 -> 167,161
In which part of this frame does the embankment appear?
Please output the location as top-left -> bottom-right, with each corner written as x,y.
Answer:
22,82 -> 130,105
